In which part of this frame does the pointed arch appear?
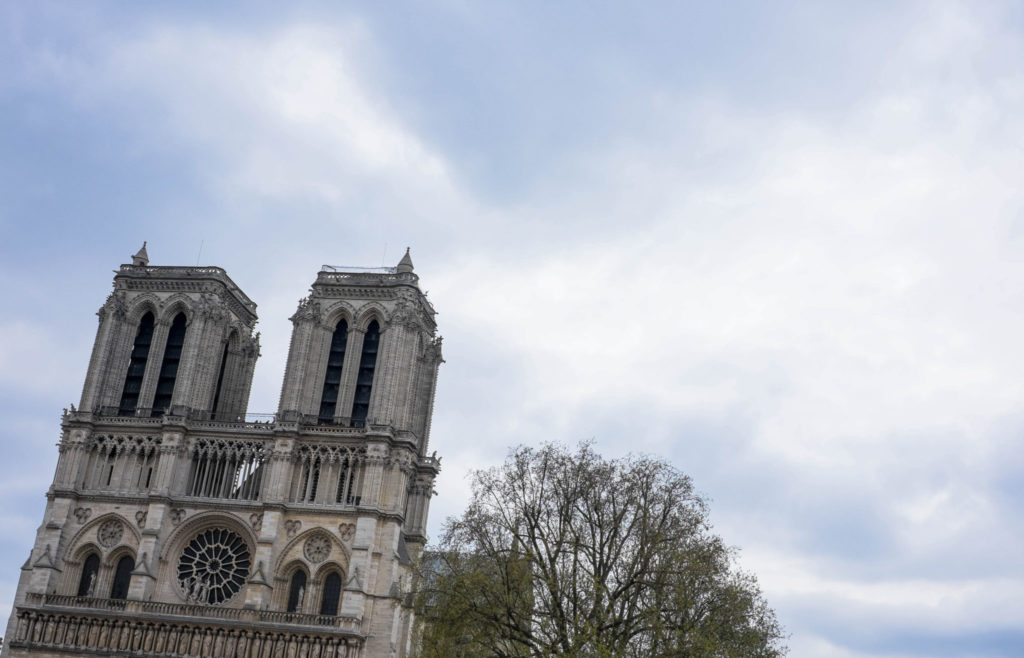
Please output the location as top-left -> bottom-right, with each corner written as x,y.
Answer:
272,527 -> 350,575
353,302 -> 388,332
65,513 -> 142,559
156,295 -> 194,327
322,300 -> 357,329
124,294 -> 161,326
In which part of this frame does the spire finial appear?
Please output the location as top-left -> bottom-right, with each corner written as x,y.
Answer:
132,241 -> 149,267
397,247 -> 414,273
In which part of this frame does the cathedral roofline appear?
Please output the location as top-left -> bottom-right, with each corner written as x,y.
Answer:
115,263 -> 258,323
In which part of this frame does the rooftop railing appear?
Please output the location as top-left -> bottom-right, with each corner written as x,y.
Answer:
321,265 -> 398,274
74,408 -> 402,438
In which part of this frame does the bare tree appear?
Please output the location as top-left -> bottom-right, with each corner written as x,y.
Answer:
416,443 -> 786,658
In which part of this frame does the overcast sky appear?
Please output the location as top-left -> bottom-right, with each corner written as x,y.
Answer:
3,2 -> 1024,655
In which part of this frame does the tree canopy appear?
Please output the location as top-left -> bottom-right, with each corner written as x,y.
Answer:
416,443 -> 786,658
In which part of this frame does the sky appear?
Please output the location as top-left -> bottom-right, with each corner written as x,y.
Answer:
2,1 -> 1024,655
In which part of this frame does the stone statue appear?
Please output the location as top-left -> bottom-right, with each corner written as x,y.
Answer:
86,572 -> 96,597
296,585 -> 305,610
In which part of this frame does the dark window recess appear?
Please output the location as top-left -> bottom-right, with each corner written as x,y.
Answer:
300,459 -> 321,502
110,555 -> 135,600
318,320 -> 349,423
287,570 -> 307,613
152,313 -> 187,416
350,321 -> 379,427
335,458 -> 355,504
319,572 -> 342,616
211,341 -> 230,416
77,553 -> 100,597
118,313 -> 155,416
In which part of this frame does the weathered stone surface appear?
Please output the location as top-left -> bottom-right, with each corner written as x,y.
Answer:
2,249 -> 442,658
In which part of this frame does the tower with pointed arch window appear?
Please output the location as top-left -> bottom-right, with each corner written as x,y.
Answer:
2,245 -> 443,658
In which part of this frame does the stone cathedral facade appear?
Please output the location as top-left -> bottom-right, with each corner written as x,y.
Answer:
2,245 -> 443,658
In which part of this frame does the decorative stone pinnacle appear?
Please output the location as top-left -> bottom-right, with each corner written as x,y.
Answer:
397,247 -> 414,273
132,241 -> 149,266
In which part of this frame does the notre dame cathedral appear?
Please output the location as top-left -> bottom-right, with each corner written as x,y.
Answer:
1,244 -> 443,658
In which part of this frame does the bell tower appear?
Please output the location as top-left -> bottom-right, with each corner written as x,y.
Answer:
79,241 -> 261,421
2,247 -> 443,658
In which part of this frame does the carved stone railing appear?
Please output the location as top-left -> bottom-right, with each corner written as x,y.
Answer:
76,408 -> 278,434
315,270 -> 418,286
11,607 -> 362,657
26,594 -> 362,633
321,265 -> 399,274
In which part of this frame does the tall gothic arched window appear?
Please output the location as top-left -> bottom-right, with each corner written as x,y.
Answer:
350,320 -> 379,427
119,312 -> 155,416
110,555 -> 135,600
211,341 -> 230,419
77,553 -> 100,597
287,569 -> 307,613
152,313 -> 187,416
318,320 -> 349,424
319,572 -> 342,616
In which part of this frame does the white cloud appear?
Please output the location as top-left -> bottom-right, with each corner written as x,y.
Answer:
100,23 -> 462,215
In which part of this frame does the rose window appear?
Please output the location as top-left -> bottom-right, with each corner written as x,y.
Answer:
97,519 -> 124,548
177,528 -> 251,605
304,534 -> 331,563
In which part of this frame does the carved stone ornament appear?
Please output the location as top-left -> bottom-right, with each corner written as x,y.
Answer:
169,508 -> 187,526
389,298 -> 421,329
250,512 -> 263,533
73,507 -> 92,524
97,519 -> 124,548
284,520 -> 302,538
242,331 -> 261,358
338,523 -> 356,543
97,291 -> 128,321
194,292 -> 230,324
135,510 -> 147,528
290,296 -> 321,323
303,534 -> 331,563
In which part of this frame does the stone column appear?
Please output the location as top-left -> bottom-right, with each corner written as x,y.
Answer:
336,327 -> 365,424
367,322 -> 400,426
168,313 -> 202,414
264,437 -> 295,503
359,445 -> 388,508
153,431 -> 186,496
80,293 -> 127,412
